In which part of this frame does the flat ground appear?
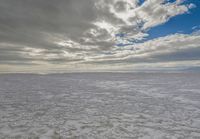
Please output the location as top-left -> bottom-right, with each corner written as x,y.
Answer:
0,73 -> 200,139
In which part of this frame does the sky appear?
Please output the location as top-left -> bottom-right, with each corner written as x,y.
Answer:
0,0 -> 200,73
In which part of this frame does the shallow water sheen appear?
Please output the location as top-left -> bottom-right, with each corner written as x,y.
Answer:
0,73 -> 200,139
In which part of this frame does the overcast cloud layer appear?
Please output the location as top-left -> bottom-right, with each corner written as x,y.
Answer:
0,0 -> 199,73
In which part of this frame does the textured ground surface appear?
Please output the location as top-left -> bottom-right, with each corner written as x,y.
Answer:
0,73 -> 200,139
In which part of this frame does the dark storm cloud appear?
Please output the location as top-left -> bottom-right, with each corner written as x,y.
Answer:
0,0 -> 96,45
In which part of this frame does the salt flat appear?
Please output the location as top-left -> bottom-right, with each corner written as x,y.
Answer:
0,73 -> 200,139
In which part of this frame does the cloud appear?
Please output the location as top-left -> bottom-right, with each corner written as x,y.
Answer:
83,33 -> 200,67
0,0 -> 198,72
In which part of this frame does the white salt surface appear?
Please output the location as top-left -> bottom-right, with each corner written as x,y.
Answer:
0,73 -> 200,138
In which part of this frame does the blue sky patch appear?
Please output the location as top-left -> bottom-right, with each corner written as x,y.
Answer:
146,0 -> 200,40
117,0 -> 200,47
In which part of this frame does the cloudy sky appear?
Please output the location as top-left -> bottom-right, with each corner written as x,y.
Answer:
0,0 -> 200,73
